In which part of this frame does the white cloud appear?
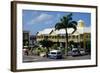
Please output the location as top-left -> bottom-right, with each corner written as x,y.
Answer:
28,13 -> 54,25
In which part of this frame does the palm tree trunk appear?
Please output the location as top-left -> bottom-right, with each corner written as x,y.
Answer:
65,28 -> 68,57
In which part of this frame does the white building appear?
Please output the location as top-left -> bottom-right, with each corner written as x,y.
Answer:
36,20 -> 91,48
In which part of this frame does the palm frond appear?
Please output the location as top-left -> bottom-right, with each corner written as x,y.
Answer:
68,21 -> 77,34
70,21 -> 77,26
71,25 -> 77,34
55,22 -> 66,30
66,13 -> 73,24
67,13 -> 72,18
55,13 -> 77,34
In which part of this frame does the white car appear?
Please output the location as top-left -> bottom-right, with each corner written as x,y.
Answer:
79,49 -> 85,55
48,50 -> 62,59
71,48 -> 80,56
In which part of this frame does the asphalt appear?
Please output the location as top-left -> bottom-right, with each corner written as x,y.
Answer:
23,54 -> 91,63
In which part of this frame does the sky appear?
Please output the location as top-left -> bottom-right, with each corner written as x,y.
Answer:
22,10 -> 91,35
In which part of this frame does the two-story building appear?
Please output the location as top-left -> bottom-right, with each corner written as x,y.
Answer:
36,20 -> 91,49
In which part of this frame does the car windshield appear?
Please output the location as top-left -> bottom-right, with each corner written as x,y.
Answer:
51,52 -> 56,54
57,52 -> 61,54
72,50 -> 78,52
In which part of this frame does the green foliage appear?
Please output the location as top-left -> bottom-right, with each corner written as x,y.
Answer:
61,48 -> 68,55
39,40 -> 53,48
86,41 -> 91,49
55,13 -> 77,34
33,47 -> 47,55
51,44 -> 58,50
86,40 -> 91,54
23,40 -> 29,46
39,40 -> 54,54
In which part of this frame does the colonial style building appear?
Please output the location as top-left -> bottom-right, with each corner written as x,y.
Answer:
36,20 -> 91,49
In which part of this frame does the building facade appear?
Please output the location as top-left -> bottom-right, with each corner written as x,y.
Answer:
36,20 -> 91,49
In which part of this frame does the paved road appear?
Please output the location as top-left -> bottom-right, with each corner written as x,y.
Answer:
23,55 -> 55,62
67,55 -> 91,60
23,54 -> 91,63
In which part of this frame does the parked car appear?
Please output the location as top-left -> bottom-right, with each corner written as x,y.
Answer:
48,50 -> 62,59
71,48 -> 80,56
79,49 -> 85,55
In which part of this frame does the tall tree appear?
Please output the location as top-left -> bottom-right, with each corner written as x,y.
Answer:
55,13 -> 77,57
39,39 -> 53,56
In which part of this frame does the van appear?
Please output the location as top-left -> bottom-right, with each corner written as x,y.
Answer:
48,50 -> 62,59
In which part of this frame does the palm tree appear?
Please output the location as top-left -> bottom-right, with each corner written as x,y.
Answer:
55,13 -> 77,57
